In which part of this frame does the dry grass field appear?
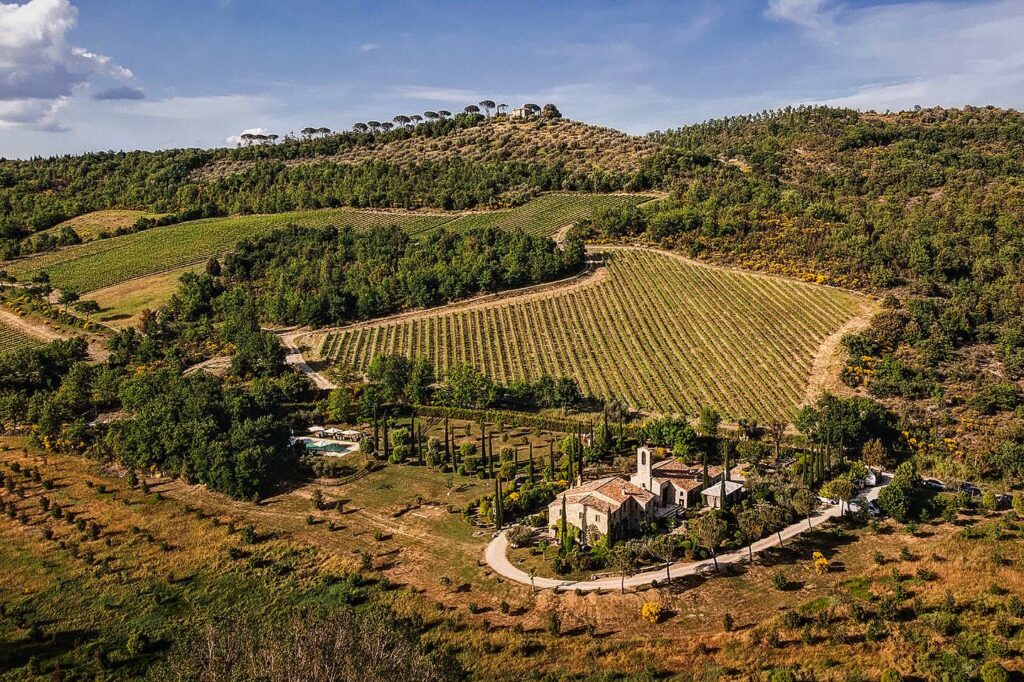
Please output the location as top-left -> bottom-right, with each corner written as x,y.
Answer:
316,247 -> 874,420
43,210 -> 168,242
4,438 -> 1021,681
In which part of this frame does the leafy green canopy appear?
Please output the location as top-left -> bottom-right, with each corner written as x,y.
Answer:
221,224 -> 585,326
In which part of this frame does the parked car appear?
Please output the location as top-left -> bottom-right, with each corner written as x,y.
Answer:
922,478 -> 947,491
958,482 -> 982,498
995,494 -> 1011,509
867,499 -> 884,518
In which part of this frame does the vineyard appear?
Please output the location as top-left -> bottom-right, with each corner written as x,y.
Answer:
5,208 -> 454,294
443,192 -> 654,237
0,319 -> 42,354
315,248 -> 872,421
5,193 -> 651,294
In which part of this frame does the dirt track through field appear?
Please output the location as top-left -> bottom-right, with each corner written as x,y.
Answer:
0,306 -> 67,342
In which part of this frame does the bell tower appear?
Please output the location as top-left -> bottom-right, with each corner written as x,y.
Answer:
636,446 -> 653,491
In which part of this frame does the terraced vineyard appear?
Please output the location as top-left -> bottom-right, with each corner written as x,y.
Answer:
6,208 -> 455,294
446,193 -> 653,237
0,319 -> 42,354
315,248 -> 872,420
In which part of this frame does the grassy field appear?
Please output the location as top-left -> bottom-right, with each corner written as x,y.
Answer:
80,264 -> 204,328
6,194 -> 649,298
316,248 -> 872,420
444,192 -> 654,237
5,208 -> 456,294
0,318 -> 42,354
5,439 -> 1022,681
44,209 -> 168,242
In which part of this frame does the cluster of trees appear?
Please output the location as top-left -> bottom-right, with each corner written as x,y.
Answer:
0,263 -> 312,500
326,353 -> 588,427
221,224 -> 585,326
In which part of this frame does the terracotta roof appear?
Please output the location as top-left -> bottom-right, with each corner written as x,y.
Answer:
650,460 -> 723,492
549,476 -> 657,511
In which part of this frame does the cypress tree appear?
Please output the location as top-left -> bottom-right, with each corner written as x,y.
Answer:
410,410 -> 417,462
719,440 -> 730,513
495,476 -> 503,530
549,441 -> 555,480
444,419 -> 451,467
480,422 -> 487,476
560,494 -> 568,552
528,443 -> 535,482
383,411 -> 390,460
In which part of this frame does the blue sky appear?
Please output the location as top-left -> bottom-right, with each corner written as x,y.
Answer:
2,0 -> 1024,158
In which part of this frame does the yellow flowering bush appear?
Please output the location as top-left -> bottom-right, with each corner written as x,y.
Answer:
810,551 -> 830,575
641,602 -> 662,624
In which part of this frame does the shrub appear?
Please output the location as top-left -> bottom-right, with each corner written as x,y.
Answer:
546,611 -> 561,635
1006,594 -> 1024,617
768,669 -> 795,682
506,525 -> 534,548
641,602 -> 662,624
500,600 -> 510,615
125,631 -> 149,656
722,613 -> 734,632
467,602 -> 479,614
780,609 -> 801,629
979,661 -> 1009,682
880,669 -> 903,682
771,572 -> 789,590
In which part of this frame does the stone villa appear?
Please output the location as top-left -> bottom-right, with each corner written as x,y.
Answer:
630,446 -> 723,508
547,476 -> 657,542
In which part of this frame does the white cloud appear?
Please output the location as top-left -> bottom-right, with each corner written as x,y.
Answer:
391,85 -> 483,103
766,0 -> 833,32
0,0 -> 138,129
358,43 -> 380,52
768,0 -> 1024,113
226,127 -> 271,146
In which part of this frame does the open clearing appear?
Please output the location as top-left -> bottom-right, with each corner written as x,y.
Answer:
5,193 -> 650,297
81,264 -> 203,328
43,209 -> 168,242
315,247 -> 873,420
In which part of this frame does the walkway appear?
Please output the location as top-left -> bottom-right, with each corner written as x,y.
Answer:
278,328 -> 338,390
484,474 -> 888,592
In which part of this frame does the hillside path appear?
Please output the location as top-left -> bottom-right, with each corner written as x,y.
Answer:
484,474 -> 888,592
0,306 -> 67,342
278,328 -> 338,390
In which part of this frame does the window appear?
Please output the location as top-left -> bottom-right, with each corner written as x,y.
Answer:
595,514 -> 601,522
641,451 -> 646,465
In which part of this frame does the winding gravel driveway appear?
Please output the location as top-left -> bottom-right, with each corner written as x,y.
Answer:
485,473 -> 888,592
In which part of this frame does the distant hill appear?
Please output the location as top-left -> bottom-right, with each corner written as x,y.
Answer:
198,118 -> 657,181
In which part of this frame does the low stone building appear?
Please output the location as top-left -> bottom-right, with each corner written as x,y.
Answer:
702,480 -> 744,509
548,476 -> 658,543
630,446 -> 723,509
